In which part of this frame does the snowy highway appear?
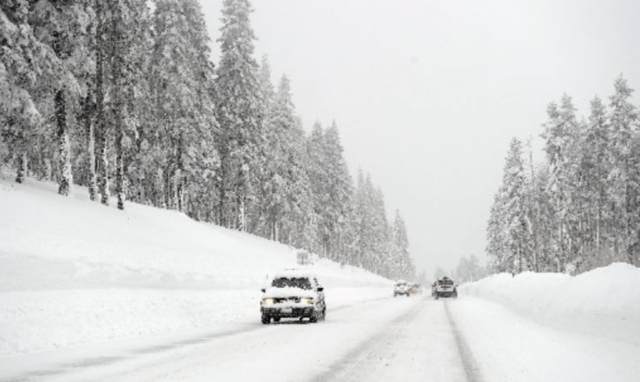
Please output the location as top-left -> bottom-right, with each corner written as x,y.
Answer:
4,294 -> 639,382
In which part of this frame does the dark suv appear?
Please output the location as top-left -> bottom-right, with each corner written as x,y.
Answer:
260,269 -> 326,324
434,276 -> 457,299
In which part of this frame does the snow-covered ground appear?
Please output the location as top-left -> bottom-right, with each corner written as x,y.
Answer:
2,174 -> 640,382
0,175 -> 392,357
460,263 -> 640,346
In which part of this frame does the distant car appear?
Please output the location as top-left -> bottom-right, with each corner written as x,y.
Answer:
394,281 -> 410,297
434,276 -> 457,299
260,269 -> 326,324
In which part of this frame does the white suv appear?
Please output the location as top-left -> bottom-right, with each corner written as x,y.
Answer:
260,269 -> 326,324
394,280 -> 410,297
434,276 -> 457,299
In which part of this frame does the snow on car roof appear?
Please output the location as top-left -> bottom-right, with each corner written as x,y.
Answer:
272,268 -> 318,279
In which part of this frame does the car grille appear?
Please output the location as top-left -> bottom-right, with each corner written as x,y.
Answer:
274,297 -> 300,303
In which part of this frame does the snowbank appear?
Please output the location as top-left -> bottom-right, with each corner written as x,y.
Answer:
0,176 -> 392,356
460,263 -> 640,345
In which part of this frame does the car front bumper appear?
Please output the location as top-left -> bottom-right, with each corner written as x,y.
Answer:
261,306 -> 316,318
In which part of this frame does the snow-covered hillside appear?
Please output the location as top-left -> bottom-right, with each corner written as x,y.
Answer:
0,176 -> 392,356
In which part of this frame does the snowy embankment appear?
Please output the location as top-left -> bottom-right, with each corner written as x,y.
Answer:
460,263 -> 640,345
0,175 -> 392,356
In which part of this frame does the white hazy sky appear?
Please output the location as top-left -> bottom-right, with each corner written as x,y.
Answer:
199,0 -> 640,278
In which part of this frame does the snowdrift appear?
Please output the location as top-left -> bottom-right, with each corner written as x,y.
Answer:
0,176 -> 392,356
460,263 -> 640,345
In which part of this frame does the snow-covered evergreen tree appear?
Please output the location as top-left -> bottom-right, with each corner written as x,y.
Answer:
607,76 -> 639,265
489,77 -> 640,274
541,96 -> 580,272
253,55 -> 276,238
149,0 -> 217,213
0,1 -> 60,183
307,121 -> 327,254
487,138 -> 530,273
352,171 -> 389,273
391,210 -> 414,280
1,0 -> 414,278
322,121 -> 354,262
28,0 -> 93,196
262,75 -> 294,242
576,96 -> 611,268
214,0 -> 263,231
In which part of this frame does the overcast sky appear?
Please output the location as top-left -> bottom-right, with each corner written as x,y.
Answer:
200,0 -> 640,278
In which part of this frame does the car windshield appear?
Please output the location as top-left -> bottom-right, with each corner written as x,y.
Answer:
439,279 -> 454,286
272,277 -> 312,290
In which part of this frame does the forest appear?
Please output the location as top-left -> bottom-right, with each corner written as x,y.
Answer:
0,0 -> 415,281
488,77 -> 640,275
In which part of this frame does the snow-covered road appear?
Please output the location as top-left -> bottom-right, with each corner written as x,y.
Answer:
3,294 -> 638,382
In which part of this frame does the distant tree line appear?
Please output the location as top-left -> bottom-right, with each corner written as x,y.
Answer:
0,0 -> 415,280
487,77 -> 640,275
451,255 -> 489,284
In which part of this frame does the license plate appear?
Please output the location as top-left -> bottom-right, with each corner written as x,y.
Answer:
281,308 -> 292,314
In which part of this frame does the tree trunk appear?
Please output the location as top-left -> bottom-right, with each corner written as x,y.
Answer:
95,0 -> 109,206
113,3 -> 125,210
175,137 -> 184,212
84,92 -> 98,201
55,88 -> 71,196
52,27 -> 71,196
16,149 -> 27,184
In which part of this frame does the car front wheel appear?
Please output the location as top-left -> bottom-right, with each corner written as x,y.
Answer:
261,314 -> 271,324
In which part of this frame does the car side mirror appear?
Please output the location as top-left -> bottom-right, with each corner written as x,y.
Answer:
261,288 -> 266,293
317,287 -> 324,292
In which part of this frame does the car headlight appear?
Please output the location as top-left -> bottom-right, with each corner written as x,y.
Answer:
300,297 -> 315,305
262,298 -> 274,306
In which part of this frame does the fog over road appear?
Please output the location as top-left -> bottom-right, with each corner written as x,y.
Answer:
4,295 -> 638,382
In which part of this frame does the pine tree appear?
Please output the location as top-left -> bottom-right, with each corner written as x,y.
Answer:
283,116 -> 315,249
391,210 -> 413,280
542,96 -> 580,271
117,0 -> 154,210
253,55 -> 276,237
371,186 -> 391,275
307,121 -> 327,254
214,0 -> 263,231
0,1 -> 60,183
322,121 -> 354,262
578,96 -> 611,267
28,0 -> 93,196
486,191 -> 508,273
488,77 -> 640,274
607,76 -> 640,264
352,171 -> 384,273
149,0 -> 217,213
487,138 -> 530,273
262,75 -> 294,241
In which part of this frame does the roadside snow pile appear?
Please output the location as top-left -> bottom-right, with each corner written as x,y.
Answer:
0,176 -> 392,356
460,263 -> 640,345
